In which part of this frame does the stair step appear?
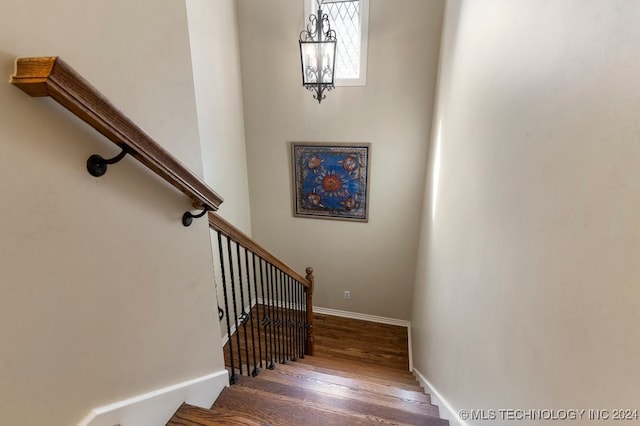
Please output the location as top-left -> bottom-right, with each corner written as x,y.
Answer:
227,356 -> 430,398
266,361 -> 432,404
248,365 -> 439,417
297,355 -> 419,386
167,403 -> 261,426
234,374 -> 446,425
292,357 -> 424,392
215,382 -> 395,426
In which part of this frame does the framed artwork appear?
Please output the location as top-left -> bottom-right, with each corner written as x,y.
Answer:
291,142 -> 371,222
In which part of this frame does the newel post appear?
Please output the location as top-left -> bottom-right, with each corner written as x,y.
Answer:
305,266 -> 315,356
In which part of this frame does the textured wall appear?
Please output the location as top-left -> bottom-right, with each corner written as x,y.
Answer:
236,0 -> 444,320
412,1 -> 640,423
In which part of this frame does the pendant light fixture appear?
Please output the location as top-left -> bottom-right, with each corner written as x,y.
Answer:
299,0 -> 337,103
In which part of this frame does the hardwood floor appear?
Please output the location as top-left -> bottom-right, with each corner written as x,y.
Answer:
167,312 -> 448,426
313,313 -> 410,371
221,308 -> 410,372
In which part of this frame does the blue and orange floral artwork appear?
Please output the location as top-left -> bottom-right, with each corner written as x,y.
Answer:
292,143 -> 370,222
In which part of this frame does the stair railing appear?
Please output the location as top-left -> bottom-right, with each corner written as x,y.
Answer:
209,212 -> 314,384
11,56 -> 223,214
10,56 -> 315,386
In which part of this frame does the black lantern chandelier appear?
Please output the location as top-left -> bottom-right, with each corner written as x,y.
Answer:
299,0 -> 337,103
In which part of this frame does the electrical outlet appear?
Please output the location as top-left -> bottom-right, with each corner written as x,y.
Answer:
344,290 -> 351,300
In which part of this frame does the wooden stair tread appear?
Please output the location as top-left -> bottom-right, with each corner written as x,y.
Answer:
314,334 -> 408,355
167,403 -> 261,426
297,355 -> 418,385
240,370 -> 439,424
264,361 -> 432,404
229,359 -> 424,394
227,356 -> 424,390
290,358 -> 424,392
215,383 -> 398,426
312,342 -> 408,370
244,366 -> 440,417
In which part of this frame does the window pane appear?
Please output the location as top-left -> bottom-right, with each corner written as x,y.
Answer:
324,1 -> 361,80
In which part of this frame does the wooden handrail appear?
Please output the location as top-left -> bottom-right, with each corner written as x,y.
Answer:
11,56 -> 223,211
208,212 -> 312,289
12,55 -> 315,358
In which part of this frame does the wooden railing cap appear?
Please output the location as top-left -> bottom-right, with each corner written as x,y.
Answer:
11,56 -> 223,211
209,212 -> 312,288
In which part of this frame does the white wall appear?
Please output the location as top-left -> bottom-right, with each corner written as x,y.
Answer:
187,0 -> 252,234
0,2 -> 225,425
412,1 -> 640,424
236,0 -> 444,320
186,0 -> 252,339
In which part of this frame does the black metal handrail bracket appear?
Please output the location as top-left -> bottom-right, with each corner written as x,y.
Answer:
11,56 -> 224,225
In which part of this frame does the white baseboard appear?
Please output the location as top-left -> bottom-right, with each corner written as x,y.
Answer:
413,368 -> 468,426
239,299 -> 412,328
77,369 -> 229,426
313,306 -> 411,328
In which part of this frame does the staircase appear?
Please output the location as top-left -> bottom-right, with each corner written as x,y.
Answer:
168,355 -> 448,425
167,313 -> 449,426
10,56 -> 448,426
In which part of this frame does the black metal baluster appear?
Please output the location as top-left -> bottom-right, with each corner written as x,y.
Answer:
284,274 -> 296,361
302,282 -> 307,358
296,281 -> 304,358
281,270 -> 288,362
284,272 -> 290,362
252,253 -> 263,370
277,269 -> 286,364
227,239 -> 243,376
260,260 -> 275,370
260,258 -> 272,368
303,286 -> 308,357
293,280 -> 299,359
271,265 -> 282,364
217,231 -> 238,384
235,244 -> 250,376
289,275 -> 296,361
280,271 -> 289,363
269,264 -> 277,364
274,268 -> 284,364
294,277 -> 299,361
274,268 -> 282,364
244,248 -> 259,376
285,273 -> 291,362
292,278 -> 298,360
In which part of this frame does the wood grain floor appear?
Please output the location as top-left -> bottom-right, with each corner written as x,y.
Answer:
222,308 -> 410,373
168,312 -> 448,426
313,313 -> 410,371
